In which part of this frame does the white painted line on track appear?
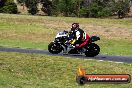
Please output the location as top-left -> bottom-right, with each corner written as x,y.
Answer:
97,60 -> 124,64
87,59 -> 93,60
98,60 -> 104,62
115,62 -> 124,64
107,61 -> 113,63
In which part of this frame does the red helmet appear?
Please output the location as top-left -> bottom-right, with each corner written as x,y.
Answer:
71,23 -> 79,31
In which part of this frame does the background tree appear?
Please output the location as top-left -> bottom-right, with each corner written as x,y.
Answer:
79,0 -> 132,18
17,0 -> 38,15
17,0 -> 26,10
40,0 -> 52,16
0,0 -> 7,7
26,0 -> 38,15
2,0 -> 131,17
115,0 -> 131,18
0,0 -> 18,14
57,0 -> 74,16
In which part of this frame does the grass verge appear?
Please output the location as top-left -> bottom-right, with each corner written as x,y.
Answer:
97,38 -> 132,56
0,39 -> 48,50
0,52 -> 132,88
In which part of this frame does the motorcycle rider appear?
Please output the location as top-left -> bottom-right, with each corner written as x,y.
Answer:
70,23 -> 90,49
63,23 -> 90,54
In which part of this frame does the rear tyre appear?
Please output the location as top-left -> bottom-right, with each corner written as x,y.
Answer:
48,42 -> 62,54
85,43 -> 100,57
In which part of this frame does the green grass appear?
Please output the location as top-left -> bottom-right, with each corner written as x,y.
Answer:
0,39 -> 48,50
0,14 -> 132,88
0,52 -> 132,88
0,13 -> 132,56
98,38 -> 132,56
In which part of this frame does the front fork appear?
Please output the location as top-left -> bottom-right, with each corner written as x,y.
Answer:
61,44 -> 67,52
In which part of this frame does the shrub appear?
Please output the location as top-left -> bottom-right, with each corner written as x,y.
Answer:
1,2 -> 18,14
28,5 -> 38,15
0,0 -> 18,14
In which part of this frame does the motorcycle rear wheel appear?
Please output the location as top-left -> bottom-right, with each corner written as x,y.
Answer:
85,43 -> 100,57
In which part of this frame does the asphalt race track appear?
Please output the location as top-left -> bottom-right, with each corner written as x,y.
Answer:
0,47 -> 132,63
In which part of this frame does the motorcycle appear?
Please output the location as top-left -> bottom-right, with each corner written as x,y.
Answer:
48,30 -> 100,57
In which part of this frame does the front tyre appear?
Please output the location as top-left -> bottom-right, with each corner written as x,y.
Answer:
48,42 -> 62,54
85,43 -> 100,57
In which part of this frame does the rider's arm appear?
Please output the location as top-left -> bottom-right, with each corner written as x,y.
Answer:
71,31 -> 80,44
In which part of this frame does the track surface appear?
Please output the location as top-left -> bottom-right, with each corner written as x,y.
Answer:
0,47 -> 132,63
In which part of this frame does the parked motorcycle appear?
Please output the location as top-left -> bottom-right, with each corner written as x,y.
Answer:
48,31 -> 100,57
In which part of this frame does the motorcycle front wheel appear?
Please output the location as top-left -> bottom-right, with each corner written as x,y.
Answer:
48,42 -> 63,54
